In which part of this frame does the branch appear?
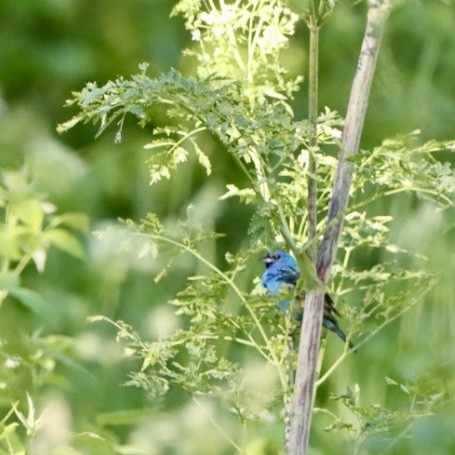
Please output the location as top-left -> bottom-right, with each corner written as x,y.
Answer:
287,289 -> 325,454
318,0 -> 391,281
288,2 -> 391,454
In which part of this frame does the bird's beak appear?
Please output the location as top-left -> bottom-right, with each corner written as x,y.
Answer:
261,253 -> 273,265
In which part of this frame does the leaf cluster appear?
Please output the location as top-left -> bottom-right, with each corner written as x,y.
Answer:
173,0 -> 302,100
326,376 -> 448,453
0,167 -> 88,312
0,167 -> 91,453
354,131 -> 455,208
92,216 -> 293,422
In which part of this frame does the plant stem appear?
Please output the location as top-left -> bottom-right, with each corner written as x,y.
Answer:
193,397 -> 242,452
288,2 -> 391,454
288,289 -> 325,454
285,24 -> 321,453
318,0 -> 390,282
307,22 -> 319,263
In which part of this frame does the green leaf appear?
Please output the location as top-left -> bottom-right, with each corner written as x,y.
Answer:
56,114 -> 84,133
0,229 -> 22,260
192,140 -> 212,176
0,422 -> 20,441
220,184 -> 256,203
0,422 -> 25,454
0,272 -> 20,291
45,228 -> 86,259
12,199 -> 44,232
49,212 -> 90,232
8,287 -> 58,325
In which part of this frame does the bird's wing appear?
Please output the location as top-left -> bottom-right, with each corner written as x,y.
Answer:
323,292 -> 341,321
277,264 -> 300,285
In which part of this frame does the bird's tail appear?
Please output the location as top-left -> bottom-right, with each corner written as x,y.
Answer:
322,318 -> 355,349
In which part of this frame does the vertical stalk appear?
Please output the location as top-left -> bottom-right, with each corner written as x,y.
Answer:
317,0 -> 391,282
288,2 -> 391,454
288,289 -> 325,454
307,22 -> 319,263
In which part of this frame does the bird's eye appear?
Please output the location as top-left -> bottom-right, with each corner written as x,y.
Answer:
273,254 -> 281,260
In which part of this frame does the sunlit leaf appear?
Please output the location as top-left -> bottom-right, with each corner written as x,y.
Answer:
49,212 -> 90,232
12,199 -> 44,232
45,229 -> 85,259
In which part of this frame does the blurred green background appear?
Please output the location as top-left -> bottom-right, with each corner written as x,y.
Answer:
0,0 -> 454,454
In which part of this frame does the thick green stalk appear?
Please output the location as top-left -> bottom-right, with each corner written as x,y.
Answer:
307,23 -> 319,263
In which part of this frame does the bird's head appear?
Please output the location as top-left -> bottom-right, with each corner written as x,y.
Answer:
261,250 -> 291,268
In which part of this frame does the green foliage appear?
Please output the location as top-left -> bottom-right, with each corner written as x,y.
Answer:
57,0 -> 455,452
1,0 -> 454,453
0,167 -> 91,453
172,0 -> 302,100
354,131 -> 455,208
288,0 -> 339,26
55,0 -> 455,452
92,216 -> 292,420
0,167 -> 88,309
327,376 -> 449,454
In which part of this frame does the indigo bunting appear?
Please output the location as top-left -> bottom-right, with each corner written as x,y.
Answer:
261,250 -> 353,347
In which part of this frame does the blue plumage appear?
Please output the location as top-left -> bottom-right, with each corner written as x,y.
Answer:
261,250 -> 352,347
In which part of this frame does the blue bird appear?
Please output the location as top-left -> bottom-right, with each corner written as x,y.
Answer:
261,250 -> 353,347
